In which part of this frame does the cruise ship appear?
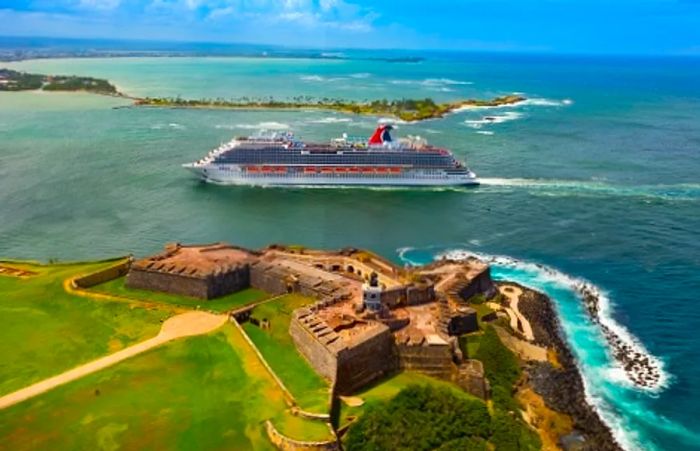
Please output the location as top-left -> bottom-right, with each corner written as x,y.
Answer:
183,125 -> 479,187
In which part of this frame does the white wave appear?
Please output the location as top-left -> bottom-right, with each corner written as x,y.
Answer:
299,75 -> 346,82
151,123 -> 184,130
464,111 -> 523,128
424,77 -> 473,85
308,117 -> 353,124
453,96 -> 573,113
349,72 -> 371,78
390,77 -> 472,87
231,121 -> 290,130
520,97 -> 574,107
437,248 -> 669,392
475,130 -> 495,135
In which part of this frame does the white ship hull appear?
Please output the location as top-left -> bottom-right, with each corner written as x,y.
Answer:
183,164 -> 479,187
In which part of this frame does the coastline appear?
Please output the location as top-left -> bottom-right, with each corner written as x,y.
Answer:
514,283 -> 622,450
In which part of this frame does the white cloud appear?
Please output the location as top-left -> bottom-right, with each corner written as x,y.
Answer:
78,0 -> 121,10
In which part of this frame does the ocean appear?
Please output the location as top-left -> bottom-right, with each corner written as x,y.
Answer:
0,52 -> 699,450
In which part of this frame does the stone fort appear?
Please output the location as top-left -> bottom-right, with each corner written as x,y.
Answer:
126,242 -> 497,399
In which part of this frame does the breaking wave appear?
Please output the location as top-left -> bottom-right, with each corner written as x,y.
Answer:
150,122 -> 185,130
228,121 -> 291,130
390,77 -> 473,87
475,130 -> 495,135
464,111 -> 523,128
308,117 -> 353,124
300,74 -> 346,82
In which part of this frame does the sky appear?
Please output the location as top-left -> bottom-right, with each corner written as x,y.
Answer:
0,0 -> 699,55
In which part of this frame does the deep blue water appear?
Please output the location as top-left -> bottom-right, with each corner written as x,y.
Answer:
0,51 -> 699,450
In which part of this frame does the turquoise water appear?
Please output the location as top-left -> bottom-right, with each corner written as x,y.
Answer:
1,54 -> 699,450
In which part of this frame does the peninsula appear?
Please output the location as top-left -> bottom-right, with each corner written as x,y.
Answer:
0,242 -> 620,450
0,68 -> 525,122
0,68 -> 118,94
133,95 -> 526,122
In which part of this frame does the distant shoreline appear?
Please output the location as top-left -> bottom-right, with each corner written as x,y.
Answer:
0,68 -> 525,122
0,51 -> 425,64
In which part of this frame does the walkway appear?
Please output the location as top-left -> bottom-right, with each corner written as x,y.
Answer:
499,284 -> 535,342
0,311 -> 227,410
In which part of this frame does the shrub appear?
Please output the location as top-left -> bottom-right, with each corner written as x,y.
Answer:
345,385 -> 490,451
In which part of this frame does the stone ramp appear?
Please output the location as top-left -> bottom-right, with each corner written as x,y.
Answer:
0,311 -> 227,410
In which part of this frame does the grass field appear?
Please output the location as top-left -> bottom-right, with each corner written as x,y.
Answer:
0,260 -> 172,396
0,325 -> 333,449
90,276 -> 270,312
337,371 -> 480,430
242,294 -> 330,414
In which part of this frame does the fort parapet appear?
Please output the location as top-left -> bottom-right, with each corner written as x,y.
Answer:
126,243 -> 252,299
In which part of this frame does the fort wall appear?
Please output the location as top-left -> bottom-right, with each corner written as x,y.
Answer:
250,262 -> 289,295
396,343 -> 455,379
289,309 -> 341,382
126,269 -> 210,298
126,264 -> 250,299
73,260 -> 130,288
265,421 -> 338,451
458,267 -> 497,300
335,327 -> 398,394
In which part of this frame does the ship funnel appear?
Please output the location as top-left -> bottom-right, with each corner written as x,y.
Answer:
368,124 -> 394,145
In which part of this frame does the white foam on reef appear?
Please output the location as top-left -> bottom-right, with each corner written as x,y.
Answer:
299,75 -> 346,82
521,97 -> 573,106
349,72 -> 371,78
464,111 -> 523,128
390,78 -> 473,87
453,96 -> 572,113
308,117 -> 353,124
231,121 -> 290,130
151,122 -> 185,130
475,130 -> 495,135
436,249 -> 668,392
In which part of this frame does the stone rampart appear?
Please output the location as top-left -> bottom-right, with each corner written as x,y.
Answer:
73,260 -> 130,288
396,343 -> 455,379
250,262 -> 289,295
126,264 -> 249,299
126,268 -> 210,298
289,309 -> 341,382
458,267 -> 497,301
265,421 -> 338,451
335,326 -> 398,394
378,284 -> 435,308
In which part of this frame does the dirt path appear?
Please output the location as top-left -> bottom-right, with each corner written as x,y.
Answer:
0,311 -> 227,410
499,284 -> 535,341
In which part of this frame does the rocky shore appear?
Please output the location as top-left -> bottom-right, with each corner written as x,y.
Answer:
576,283 -> 662,389
515,284 -> 623,451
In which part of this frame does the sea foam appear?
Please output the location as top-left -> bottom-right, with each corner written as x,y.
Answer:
464,111 -> 523,128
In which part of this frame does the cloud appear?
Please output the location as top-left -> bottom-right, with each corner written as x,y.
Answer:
78,0 -> 122,10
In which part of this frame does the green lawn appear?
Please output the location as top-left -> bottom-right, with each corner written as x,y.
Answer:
0,260 -> 172,396
0,325 -> 334,450
242,294 -> 330,414
90,276 -> 270,312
